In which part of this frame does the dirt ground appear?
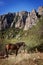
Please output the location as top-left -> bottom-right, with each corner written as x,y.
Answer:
0,52 -> 43,65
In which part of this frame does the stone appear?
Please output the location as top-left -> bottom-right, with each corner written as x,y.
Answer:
38,6 -> 43,15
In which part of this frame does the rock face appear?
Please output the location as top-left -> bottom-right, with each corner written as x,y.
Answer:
0,6 -> 43,30
38,6 -> 43,15
15,11 -> 28,29
0,13 -> 15,30
24,10 -> 37,30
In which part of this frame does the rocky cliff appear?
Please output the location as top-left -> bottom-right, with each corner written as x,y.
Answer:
0,6 -> 43,30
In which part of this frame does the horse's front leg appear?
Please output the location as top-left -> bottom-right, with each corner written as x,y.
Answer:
15,49 -> 19,56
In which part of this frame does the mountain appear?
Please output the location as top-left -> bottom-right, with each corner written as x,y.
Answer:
0,6 -> 43,31
0,6 -> 43,50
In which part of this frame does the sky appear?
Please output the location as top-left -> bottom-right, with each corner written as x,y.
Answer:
0,0 -> 43,15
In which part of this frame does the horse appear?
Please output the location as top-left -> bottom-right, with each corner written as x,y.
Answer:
5,42 -> 26,57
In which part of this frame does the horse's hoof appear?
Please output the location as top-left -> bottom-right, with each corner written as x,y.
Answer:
5,55 -> 9,58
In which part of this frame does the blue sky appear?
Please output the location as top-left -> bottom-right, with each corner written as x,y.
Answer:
0,0 -> 43,15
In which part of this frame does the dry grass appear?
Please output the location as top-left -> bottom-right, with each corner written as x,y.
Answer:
0,52 -> 43,65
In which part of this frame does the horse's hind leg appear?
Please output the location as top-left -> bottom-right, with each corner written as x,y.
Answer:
5,49 -> 9,58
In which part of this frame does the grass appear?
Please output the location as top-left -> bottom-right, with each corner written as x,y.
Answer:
0,54 -> 43,65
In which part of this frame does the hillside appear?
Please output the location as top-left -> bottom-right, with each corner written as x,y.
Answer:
0,6 -> 43,51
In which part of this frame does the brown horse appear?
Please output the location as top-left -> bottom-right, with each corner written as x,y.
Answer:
5,42 -> 26,57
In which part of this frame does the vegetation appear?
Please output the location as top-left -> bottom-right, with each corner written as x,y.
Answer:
0,16 -> 43,50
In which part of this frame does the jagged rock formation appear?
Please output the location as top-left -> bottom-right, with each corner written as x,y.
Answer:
15,11 -> 28,29
38,6 -> 43,15
0,6 -> 43,30
24,10 -> 37,30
